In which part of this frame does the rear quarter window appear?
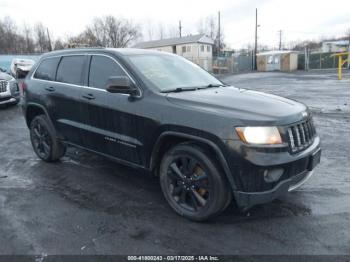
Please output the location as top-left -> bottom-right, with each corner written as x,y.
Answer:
56,56 -> 85,85
33,57 -> 60,81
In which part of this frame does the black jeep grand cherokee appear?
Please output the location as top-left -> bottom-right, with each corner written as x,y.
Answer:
22,48 -> 321,221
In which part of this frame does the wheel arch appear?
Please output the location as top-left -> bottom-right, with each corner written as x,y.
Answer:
25,103 -> 54,128
150,131 -> 237,191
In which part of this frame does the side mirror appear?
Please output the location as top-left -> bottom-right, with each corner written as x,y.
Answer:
106,76 -> 138,96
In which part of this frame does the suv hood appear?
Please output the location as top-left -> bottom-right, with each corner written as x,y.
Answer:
166,86 -> 307,125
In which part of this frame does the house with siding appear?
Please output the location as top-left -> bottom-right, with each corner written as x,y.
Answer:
133,34 -> 214,71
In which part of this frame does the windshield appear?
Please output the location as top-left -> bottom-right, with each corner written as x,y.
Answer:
128,54 -> 223,92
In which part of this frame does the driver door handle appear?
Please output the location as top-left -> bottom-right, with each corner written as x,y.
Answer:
82,93 -> 95,100
45,86 -> 55,92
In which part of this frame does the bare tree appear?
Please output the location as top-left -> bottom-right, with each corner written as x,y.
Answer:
196,15 -> 225,55
74,16 -> 140,48
0,17 -> 18,53
34,22 -> 50,52
145,20 -> 155,41
167,25 -> 178,38
157,23 -> 165,40
53,39 -> 65,50
197,16 -> 217,39
22,23 -> 35,53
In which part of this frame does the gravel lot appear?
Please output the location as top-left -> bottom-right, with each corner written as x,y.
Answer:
0,70 -> 349,256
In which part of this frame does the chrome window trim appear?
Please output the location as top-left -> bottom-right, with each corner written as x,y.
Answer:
30,53 -> 142,98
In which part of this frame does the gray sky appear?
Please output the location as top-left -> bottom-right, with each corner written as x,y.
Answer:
1,0 -> 350,49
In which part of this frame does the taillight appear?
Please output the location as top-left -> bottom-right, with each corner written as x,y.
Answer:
19,81 -> 28,97
19,81 -> 27,92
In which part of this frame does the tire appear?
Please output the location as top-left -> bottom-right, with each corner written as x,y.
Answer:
29,114 -> 66,162
159,143 -> 232,221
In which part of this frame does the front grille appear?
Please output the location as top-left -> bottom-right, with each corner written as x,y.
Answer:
287,119 -> 316,153
0,80 -> 8,93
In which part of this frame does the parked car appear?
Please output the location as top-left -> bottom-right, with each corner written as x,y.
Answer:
10,58 -> 35,79
0,71 -> 20,107
21,48 -> 321,221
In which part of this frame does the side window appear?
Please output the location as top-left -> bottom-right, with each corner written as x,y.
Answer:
88,56 -> 126,89
56,56 -> 85,85
33,57 -> 60,81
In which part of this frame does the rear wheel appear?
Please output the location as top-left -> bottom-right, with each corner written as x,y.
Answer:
30,115 -> 66,162
159,143 -> 231,221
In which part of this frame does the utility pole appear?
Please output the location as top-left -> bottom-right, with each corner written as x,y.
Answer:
47,28 -> 52,52
348,30 -> 350,69
218,11 -> 221,57
304,45 -> 309,71
278,30 -> 283,50
179,20 -> 182,38
254,8 -> 258,70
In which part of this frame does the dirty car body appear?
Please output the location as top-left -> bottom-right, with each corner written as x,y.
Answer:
21,48 -> 321,221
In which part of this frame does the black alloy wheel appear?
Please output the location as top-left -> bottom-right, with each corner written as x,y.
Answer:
30,115 -> 66,162
167,156 -> 211,211
31,118 -> 52,159
160,143 -> 231,221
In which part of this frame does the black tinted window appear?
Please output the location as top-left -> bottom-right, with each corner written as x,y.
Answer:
89,56 -> 126,89
56,56 -> 85,85
34,57 -> 59,81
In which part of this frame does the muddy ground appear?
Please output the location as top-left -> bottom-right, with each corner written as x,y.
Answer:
0,70 -> 349,256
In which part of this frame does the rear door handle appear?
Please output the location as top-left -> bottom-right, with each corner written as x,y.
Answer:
82,93 -> 95,100
45,86 -> 55,92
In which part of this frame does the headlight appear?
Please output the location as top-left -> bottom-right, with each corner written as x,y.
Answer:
235,126 -> 282,145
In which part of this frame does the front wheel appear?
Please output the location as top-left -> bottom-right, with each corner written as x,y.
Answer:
159,143 -> 231,221
30,115 -> 66,162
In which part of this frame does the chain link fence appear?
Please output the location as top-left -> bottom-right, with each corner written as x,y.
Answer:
298,52 -> 349,70
187,55 -> 253,74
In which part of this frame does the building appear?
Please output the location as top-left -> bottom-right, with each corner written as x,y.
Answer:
133,34 -> 214,71
321,40 -> 350,53
256,50 -> 298,72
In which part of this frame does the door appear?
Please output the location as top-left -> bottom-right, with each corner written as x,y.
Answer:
80,55 -> 142,164
267,55 -> 281,71
33,55 -> 86,145
52,55 -> 87,144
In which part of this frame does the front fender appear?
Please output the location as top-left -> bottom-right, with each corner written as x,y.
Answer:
150,130 -> 238,192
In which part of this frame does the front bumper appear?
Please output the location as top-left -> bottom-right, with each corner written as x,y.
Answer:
0,81 -> 20,105
0,97 -> 19,105
224,136 -> 321,210
234,170 -> 315,210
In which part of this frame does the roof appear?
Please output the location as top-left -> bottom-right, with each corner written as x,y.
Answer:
257,50 -> 298,56
39,48 -> 175,59
133,34 -> 214,48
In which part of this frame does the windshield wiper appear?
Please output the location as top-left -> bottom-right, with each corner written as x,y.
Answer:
198,83 -> 229,89
161,84 -> 229,93
161,87 -> 197,93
